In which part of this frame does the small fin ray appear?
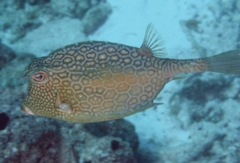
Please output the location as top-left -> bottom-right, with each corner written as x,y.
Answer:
170,73 -> 187,81
139,23 -> 167,58
136,102 -> 163,113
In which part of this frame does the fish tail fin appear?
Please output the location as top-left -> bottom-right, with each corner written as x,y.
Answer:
205,50 -> 240,74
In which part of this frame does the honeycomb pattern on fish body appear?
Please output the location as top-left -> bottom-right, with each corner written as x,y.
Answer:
26,41 -> 168,122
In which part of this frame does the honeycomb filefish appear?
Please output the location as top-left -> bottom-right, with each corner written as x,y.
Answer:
21,24 -> 240,122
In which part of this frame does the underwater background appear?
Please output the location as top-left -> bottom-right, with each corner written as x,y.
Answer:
0,0 -> 240,162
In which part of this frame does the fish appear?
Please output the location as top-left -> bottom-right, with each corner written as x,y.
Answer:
21,24 -> 240,123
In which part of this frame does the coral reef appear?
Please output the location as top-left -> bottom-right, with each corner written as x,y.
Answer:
0,0 -> 111,43
0,113 -> 9,130
83,119 -> 139,151
1,0 -> 240,163
0,43 -> 16,70
82,2 -> 112,35
11,17 -> 88,57
180,0 -> 240,57
168,72 -> 240,162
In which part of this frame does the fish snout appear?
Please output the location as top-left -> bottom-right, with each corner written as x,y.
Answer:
21,105 -> 34,115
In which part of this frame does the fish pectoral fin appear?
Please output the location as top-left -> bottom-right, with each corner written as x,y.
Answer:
55,92 -> 73,114
56,102 -> 72,114
138,23 -> 167,58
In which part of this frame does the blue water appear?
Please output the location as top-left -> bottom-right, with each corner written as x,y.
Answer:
0,0 -> 240,163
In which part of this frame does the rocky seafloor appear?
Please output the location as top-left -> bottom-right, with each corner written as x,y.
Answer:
1,0 -> 240,163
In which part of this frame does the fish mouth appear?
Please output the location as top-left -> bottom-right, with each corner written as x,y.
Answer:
21,105 -> 35,115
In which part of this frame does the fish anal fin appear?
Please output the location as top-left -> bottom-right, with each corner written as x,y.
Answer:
169,73 -> 187,81
135,102 -> 163,113
152,102 -> 163,108
138,23 -> 167,58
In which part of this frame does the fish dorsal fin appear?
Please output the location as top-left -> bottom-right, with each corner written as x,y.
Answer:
138,23 -> 167,58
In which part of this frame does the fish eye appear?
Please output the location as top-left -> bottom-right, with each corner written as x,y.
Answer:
31,71 -> 48,84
